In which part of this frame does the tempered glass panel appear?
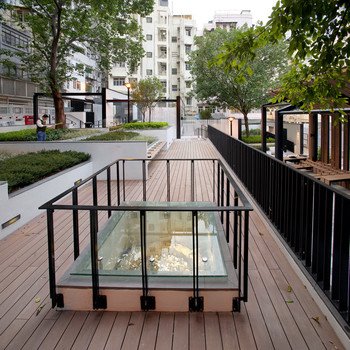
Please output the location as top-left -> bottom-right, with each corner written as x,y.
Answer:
71,203 -> 227,277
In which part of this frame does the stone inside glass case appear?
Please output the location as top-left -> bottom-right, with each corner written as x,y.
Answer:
71,203 -> 227,277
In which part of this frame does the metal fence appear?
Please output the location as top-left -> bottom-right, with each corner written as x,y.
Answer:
40,157 -> 252,312
209,125 -> 350,325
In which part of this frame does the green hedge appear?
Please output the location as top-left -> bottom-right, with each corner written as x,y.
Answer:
0,128 -> 101,141
0,150 -> 90,193
84,131 -> 140,141
123,122 -> 169,130
242,135 -> 274,143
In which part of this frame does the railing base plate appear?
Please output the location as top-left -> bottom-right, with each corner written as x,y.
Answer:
141,296 -> 156,311
189,297 -> 204,312
94,295 -> 107,309
232,297 -> 241,312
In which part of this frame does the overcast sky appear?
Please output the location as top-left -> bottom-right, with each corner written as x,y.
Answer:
170,0 -> 277,28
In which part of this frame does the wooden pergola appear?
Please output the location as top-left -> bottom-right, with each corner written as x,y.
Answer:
261,104 -> 350,172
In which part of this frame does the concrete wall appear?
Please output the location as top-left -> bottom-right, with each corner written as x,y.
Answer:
137,126 -> 176,149
0,161 -> 93,239
0,141 -> 149,180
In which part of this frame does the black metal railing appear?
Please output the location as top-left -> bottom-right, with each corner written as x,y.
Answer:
40,157 -> 252,312
208,125 -> 350,325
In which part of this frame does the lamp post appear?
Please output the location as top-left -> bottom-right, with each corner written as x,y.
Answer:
125,82 -> 131,123
228,117 -> 234,136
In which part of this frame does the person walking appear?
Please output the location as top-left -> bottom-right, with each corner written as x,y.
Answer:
36,114 -> 49,141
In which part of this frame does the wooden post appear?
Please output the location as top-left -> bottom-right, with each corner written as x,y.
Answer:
261,105 -> 267,153
102,88 -> 107,128
308,113 -> 318,161
275,110 -> 283,161
344,115 -> 349,171
321,114 -> 329,163
299,123 -> 304,155
331,114 -> 342,169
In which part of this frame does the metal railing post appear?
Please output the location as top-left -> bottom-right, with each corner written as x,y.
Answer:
167,160 -> 170,202
90,209 -> 107,309
142,160 -> 147,201
226,178 -> 230,242
72,189 -> 80,259
47,209 -> 64,308
116,161 -> 120,206
107,167 -> 111,218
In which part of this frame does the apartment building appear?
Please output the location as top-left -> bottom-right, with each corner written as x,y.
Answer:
203,10 -> 253,32
108,0 -> 197,116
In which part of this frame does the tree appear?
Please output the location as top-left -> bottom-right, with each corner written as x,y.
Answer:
266,0 -> 350,111
190,27 -> 288,135
211,1 -> 350,112
131,77 -> 163,122
1,0 -> 154,128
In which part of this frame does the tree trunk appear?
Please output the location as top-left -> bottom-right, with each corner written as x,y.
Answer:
52,89 -> 65,129
243,112 -> 250,137
148,108 -> 152,122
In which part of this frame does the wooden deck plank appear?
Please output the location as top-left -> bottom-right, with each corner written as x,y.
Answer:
218,312 -> 239,350
189,313 -> 206,350
173,312 -> 189,350
54,311 -> 89,350
71,311 -> 103,350
121,312 -> 145,350
0,139 -> 347,350
155,312 -> 174,350
204,313 -> 223,350
87,312 -> 117,350
39,311 -> 75,350
138,312 -> 160,350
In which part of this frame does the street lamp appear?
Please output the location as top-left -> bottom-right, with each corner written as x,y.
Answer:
125,82 -> 131,123
228,117 -> 234,136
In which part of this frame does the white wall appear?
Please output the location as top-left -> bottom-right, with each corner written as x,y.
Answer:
0,161 -> 93,239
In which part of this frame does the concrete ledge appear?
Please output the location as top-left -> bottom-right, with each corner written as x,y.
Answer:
0,161 -> 93,240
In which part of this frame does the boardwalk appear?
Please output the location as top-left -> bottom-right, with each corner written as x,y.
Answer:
0,139 -> 346,349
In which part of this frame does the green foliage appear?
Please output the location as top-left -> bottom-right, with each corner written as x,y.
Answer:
0,150 -> 90,193
199,110 -> 212,119
190,27 -> 289,135
242,135 -> 274,144
123,122 -> 169,129
267,0 -> 350,110
131,77 -> 164,122
0,128 -> 101,141
84,131 -> 138,141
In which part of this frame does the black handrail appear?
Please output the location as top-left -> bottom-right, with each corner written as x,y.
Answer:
41,158 -> 252,312
208,125 -> 350,325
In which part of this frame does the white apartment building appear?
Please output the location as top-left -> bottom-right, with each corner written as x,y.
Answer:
203,10 -> 253,32
108,0 -> 198,116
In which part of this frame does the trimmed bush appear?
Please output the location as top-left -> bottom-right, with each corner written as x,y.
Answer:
242,135 -> 274,143
199,110 -> 211,119
0,150 -> 90,193
0,128 -> 102,141
84,131 -> 157,145
123,122 -> 169,130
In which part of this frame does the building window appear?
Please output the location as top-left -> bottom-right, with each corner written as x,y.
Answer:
172,85 -> 178,92
185,27 -> 192,36
146,69 -> 153,75
185,45 -> 191,54
159,0 -> 168,6
113,77 -> 126,86
172,68 -> 177,75
186,81 -> 191,88
115,61 -> 126,68
186,97 -> 192,106
185,62 -> 191,70
146,17 -> 152,23
171,36 -> 177,43
161,81 -> 167,92
146,34 -> 152,40
146,52 -> 152,58
76,81 -> 81,91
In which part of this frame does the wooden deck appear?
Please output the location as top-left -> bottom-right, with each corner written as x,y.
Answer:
0,139 -> 346,349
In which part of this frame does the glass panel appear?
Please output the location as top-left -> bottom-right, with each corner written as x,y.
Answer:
71,203 -> 227,278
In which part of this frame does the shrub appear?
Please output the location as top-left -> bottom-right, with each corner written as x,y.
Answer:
84,131 -> 140,141
123,122 -> 169,130
242,135 -> 274,143
199,110 -> 211,119
0,150 -> 90,193
0,128 -> 102,141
